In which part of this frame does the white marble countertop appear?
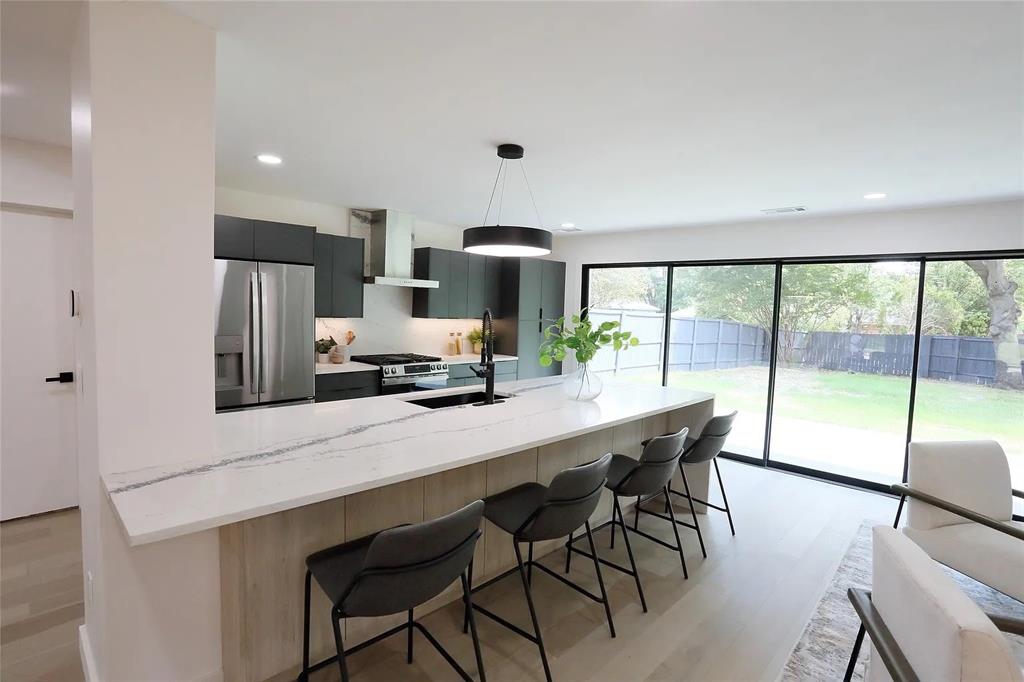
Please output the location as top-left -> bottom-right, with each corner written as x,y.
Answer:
104,379 -> 713,546
315,361 -> 378,375
441,354 -> 517,365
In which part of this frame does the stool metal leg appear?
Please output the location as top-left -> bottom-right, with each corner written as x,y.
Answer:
527,542 -> 534,585
609,509 -> 617,549
583,520 -> 616,638
713,458 -> 735,536
331,607 -> 350,682
564,530 -> 574,574
461,572 -> 487,682
844,624 -> 866,682
613,496 -> 647,613
634,495 -> 642,530
514,541 -> 553,682
407,608 -> 414,664
299,570 -> 312,681
663,486 -> 689,579
462,559 -> 474,634
679,465 -> 707,558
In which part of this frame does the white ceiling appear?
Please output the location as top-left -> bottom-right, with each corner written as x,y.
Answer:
3,1 -> 1022,233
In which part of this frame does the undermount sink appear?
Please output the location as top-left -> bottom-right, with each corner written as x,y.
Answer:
407,391 -> 510,409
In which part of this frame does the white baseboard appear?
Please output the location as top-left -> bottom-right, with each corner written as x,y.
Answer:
78,625 -> 100,682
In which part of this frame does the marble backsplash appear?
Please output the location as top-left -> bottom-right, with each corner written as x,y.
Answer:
316,283 -> 483,356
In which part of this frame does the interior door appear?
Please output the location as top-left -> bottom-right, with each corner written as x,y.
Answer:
259,262 -> 314,404
1,210 -> 77,520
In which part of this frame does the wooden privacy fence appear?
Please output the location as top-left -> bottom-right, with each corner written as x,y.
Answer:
588,307 -> 1023,386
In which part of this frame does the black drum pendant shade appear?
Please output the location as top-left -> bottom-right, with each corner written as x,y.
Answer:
462,144 -> 553,257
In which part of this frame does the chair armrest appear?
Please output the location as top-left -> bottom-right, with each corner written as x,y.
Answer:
847,588 -> 921,682
987,613 -> 1024,637
1012,488 -> 1023,500
891,484 -> 1024,542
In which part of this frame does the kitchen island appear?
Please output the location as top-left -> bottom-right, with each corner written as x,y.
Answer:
104,378 -> 714,681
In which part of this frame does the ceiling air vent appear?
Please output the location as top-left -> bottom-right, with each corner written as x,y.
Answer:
761,206 -> 807,215
552,225 -> 583,233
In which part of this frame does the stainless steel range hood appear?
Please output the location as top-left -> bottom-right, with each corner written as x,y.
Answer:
356,209 -> 439,288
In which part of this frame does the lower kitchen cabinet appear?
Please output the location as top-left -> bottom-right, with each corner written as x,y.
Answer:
314,371 -> 380,402
446,360 -> 518,387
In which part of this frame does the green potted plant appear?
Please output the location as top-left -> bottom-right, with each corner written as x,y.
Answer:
466,327 -> 493,354
539,310 -> 639,400
315,337 -> 337,364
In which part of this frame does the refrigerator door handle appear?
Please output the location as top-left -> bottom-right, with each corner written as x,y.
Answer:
259,270 -> 269,394
250,271 -> 260,395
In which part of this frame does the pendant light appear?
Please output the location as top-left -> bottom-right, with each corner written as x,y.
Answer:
463,143 -> 553,257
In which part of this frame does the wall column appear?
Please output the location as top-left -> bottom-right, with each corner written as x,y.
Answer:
71,3 -> 221,680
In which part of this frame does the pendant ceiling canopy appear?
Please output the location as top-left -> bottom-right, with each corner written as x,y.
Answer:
462,144 -> 553,257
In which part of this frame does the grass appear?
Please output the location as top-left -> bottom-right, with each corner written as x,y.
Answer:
611,365 -> 1023,457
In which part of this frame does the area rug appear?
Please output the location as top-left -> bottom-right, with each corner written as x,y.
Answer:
780,522 -> 1024,681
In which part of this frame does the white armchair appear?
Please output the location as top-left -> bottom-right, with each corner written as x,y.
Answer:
844,526 -> 1023,682
892,440 -> 1024,603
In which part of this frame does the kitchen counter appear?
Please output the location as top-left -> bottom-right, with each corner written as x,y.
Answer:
441,353 -> 517,365
314,360 -> 378,374
104,378 -> 712,546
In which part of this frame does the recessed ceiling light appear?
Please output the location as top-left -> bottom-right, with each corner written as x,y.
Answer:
863,192 -> 887,200
560,223 -> 575,229
256,153 -> 282,165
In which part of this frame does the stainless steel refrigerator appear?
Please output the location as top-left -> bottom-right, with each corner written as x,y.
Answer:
214,259 -> 314,411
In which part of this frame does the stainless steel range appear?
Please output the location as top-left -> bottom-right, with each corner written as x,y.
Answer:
350,353 -> 449,394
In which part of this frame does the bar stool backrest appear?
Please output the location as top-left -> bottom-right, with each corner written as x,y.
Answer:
517,453 -> 613,542
340,500 -> 484,617
681,412 -> 737,465
615,426 -> 689,497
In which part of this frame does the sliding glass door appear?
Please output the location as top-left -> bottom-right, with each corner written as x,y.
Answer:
911,258 -> 1024,487
666,265 -> 775,458
768,261 -> 920,484
582,251 -> 1022,491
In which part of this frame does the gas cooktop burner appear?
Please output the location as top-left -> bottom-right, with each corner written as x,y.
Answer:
350,353 -> 442,366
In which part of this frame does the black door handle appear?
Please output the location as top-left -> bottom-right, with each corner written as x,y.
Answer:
45,372 -> 74,383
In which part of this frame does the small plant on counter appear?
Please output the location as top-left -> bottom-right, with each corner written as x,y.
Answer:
467,327 -> 495,354
315,337 -> 338,354
538,309 -> 639,401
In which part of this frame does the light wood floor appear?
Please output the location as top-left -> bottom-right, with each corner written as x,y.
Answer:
0,462 -> 896,682
1,508 -> 85,682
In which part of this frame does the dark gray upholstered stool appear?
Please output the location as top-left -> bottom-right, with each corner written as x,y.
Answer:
299,500 -> 487,682
465,453 -> 614,682
636,411 -> 738,559
566,427 -> 690,612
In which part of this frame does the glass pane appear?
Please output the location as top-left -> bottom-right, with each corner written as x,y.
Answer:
666,264 -> 776,458
912,258 -> 1024,488
586,266 -> 668,384
769,261 -> 920,483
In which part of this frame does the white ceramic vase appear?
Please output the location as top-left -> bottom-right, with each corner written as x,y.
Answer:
317,353 -> 330,364
563,363 -> 603,401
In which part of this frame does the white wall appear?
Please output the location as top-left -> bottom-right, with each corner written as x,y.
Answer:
73,4 -> 220,681
215,186 -> 487,355
553,198 -> 1024,322
0,136 -> 73,210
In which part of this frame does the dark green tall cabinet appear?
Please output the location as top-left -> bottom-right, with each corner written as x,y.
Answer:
314,234 -> 365,318
495,258 -> 566,379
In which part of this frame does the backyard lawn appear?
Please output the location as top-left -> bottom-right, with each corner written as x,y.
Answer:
602,365 -> 1024,473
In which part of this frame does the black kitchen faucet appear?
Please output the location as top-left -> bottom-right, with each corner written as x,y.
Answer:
472,308 -> 497,405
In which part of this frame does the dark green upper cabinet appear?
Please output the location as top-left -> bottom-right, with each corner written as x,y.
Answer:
413,248 -> 502,319
412,248 -> 451,318
314,234 -> 365,318
517,259 -> 544,321
448,251 -> 469,319
494,257 -> 567,378
214,215 -> 254,260
466,254 -> 486,318
253,220 -> 315,265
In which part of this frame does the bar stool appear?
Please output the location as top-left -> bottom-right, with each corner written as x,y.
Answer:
299,500 -> 487,682
465,453 -> 614,682
636,411 -> 738,559
566,427 -> 690,612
